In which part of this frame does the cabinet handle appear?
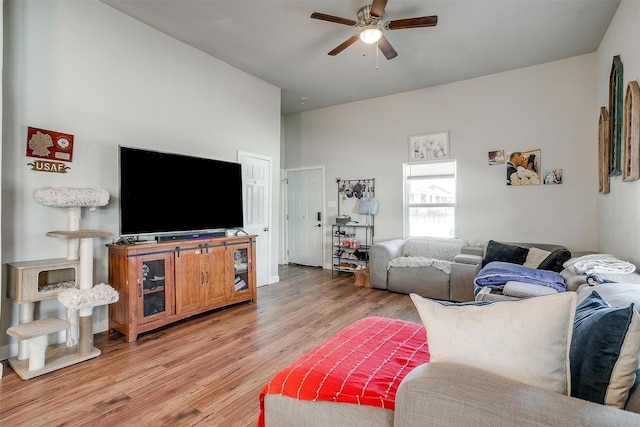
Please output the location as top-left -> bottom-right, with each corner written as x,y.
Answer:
137,279 -> 142,298
201,272 -> 204,285
206,271 -> 209,284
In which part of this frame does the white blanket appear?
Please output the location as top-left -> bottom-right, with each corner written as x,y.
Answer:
564,254 -> 636,275
387,257 -> 453,275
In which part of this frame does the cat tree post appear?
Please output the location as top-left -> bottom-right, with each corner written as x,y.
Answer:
64,206 -> 81,347
66,206 -> 81,260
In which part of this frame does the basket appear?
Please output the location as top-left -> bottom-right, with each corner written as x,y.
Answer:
354,267 -> 370,287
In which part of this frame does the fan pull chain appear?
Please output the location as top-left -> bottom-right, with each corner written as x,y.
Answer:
376,41 -> 379,70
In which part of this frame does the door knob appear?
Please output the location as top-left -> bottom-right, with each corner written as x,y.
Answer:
316,224 -> 321,227
263,227 -> 270,232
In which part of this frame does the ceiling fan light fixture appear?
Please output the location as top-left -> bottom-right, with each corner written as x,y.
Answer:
360,25 -> 382,44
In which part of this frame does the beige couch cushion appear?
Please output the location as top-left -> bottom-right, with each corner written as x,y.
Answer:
410,292 -> 577,395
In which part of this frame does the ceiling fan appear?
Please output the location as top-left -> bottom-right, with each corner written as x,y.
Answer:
310,0 -> 438,60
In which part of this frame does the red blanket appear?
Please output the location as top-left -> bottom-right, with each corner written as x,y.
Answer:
258,316 -> 429,426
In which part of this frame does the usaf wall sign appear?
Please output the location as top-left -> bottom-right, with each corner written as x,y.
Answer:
26,126 -> 74,173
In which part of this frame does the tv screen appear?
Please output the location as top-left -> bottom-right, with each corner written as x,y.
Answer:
119,146 -> 244,237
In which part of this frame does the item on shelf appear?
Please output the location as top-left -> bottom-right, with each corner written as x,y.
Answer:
234,276 -> 248,292
336,215 -> 351,224
353,249 -> 368,261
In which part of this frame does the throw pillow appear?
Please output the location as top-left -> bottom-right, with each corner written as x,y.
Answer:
482,240 -> 529,267
410,292 -> 576,395
571,290 -> 640,408
523,247 -> 551,268
538,248 -> 572,272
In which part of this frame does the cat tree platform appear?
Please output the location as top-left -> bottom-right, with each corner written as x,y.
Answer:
6,317 -> 100,380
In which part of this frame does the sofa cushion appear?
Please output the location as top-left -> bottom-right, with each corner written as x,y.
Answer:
571,290 -> 640,408
481,240 -> 529,267
503,280 -> 558,298
537,248 -> 572,272
402,237 -> 468,262
577,282 -> 640,308
523,247 -> 551,268
410,292 -> 576,395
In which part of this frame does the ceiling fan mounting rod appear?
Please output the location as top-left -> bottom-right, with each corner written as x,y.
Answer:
357,5 -> 382,27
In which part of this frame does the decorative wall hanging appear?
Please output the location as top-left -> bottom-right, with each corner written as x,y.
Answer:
622,80 -> 640,182
506,149 -> 541,186
543,169 -> 563,185
409,131 -> 449,162
26,126 -> 74,174
599,106 -> 611,193
488,150 -> 505,165
609,55 -> 623,176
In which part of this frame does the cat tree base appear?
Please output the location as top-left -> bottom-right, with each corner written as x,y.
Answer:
7,343 -> 100,380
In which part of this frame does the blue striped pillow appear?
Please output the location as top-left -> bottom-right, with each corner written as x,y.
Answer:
570,291 -> 640,408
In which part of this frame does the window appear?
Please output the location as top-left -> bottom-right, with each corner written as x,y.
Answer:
404,160 -> 456,238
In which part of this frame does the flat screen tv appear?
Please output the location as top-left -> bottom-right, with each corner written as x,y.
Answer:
119,146 -> 244,238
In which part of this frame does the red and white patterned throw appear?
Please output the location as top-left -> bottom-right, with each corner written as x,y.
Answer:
258,316 -> 430,426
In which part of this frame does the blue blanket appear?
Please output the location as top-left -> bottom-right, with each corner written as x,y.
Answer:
474,261 -> 566,292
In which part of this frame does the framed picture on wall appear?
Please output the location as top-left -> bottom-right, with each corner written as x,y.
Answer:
599,106 -> 610,193
543,169 -> 563,185
408,131 -> 449,162
488,150 -> 505,165
622,80 -> 640,182
609,55 -> 623,176
506,149 -> 541,185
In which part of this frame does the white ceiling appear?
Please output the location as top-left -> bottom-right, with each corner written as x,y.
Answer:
101,0 -> 620,115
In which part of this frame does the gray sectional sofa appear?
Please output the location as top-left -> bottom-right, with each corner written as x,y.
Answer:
368,237 -> 483,302
262,282 -> 640,426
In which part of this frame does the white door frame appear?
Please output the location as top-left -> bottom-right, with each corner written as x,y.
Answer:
284,166 -> 325,267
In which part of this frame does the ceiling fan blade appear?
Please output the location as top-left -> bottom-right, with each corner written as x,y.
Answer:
377,35 -> 398,60
328,35 -> 360,56
386,15 -> 438,30
370,0 -> 388,18
311,12 -> 357,27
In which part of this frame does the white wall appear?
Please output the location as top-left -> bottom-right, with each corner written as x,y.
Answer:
284,54 -> 598,267
596,0 -> 640,267
1,0 -> 281,357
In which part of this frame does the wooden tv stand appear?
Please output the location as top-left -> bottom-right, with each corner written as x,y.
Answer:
107,235 -> 256,342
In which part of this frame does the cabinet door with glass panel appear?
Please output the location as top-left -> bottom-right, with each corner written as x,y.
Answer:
134,253 -> 175,324
228,242 -> 256,303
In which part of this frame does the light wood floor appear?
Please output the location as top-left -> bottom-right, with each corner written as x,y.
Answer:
0,265 -> 421,426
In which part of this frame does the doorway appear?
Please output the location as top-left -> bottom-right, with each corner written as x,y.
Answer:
286,167 -> 324,267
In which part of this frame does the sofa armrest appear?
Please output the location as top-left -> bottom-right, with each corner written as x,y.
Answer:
460,245 -> 484,257
449,254 -> 482,301
368,239 -> 404,290
395,363 -> 640,427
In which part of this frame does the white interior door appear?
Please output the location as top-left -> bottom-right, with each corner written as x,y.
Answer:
287,168 -> 323,267
238,152 -> 271,287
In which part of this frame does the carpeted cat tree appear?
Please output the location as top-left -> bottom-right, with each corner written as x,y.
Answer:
6,187 -> 118,379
